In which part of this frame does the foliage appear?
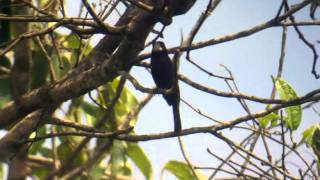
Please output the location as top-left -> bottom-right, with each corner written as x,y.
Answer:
275,78 -> 302,131
258,78 -> 302,131
0,1 -> 319,179
164,161 -> 198,180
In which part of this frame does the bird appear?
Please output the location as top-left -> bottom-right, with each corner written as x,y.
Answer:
165,0 -> 196,16
159,0 -> 196,25
151,41 -> 181,132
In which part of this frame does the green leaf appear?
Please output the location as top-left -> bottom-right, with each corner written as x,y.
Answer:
31,49 -> 49,89
57,139 -> 87,165
33,168 -> 50,179
57,140 -> 74,164
52,55 -> 72,79
258,112 -> 279,128
99,83 -> 116,105
275,78 -> 302,130
0,56 -> 11,107
64,34 -> 80,49
312,126 -> 320,158
83,43 -> 93,56
127,142 -> 153,180
0,86 -> 11,108
0,163 -> 3,180
115,103 -> 128,120
123,163 -> 132,176
164,161 -> 197,180
80,100 -> 104,127
89,166 -> 105,180
81,101 -> 102,118
98,78 -> 139,127
29,127 -> 47,154
271,117 -> 280,127
38,147 -> 53,158
110,140 -> 129,176
123,88 -> 138,109
302,124 -> 318,145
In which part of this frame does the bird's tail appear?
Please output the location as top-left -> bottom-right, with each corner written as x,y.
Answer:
172,102 -> 182,132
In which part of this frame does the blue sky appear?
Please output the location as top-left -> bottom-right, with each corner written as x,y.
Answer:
1,0 -> 317,179
125,1 -> 320,179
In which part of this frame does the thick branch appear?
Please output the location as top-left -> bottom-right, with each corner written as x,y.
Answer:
0,0 -> 196,129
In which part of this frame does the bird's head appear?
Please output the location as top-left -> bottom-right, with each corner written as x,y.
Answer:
152,41 -> 167,53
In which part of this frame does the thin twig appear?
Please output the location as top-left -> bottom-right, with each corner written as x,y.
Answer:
178,137 -> 199,179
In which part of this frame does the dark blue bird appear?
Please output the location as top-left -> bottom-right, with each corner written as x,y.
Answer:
151,41 -> 181,132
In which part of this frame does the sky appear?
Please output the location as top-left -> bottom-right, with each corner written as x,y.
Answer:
1,0 -> 319,179
127,0 -> 320,179
64,0 -> 320,179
